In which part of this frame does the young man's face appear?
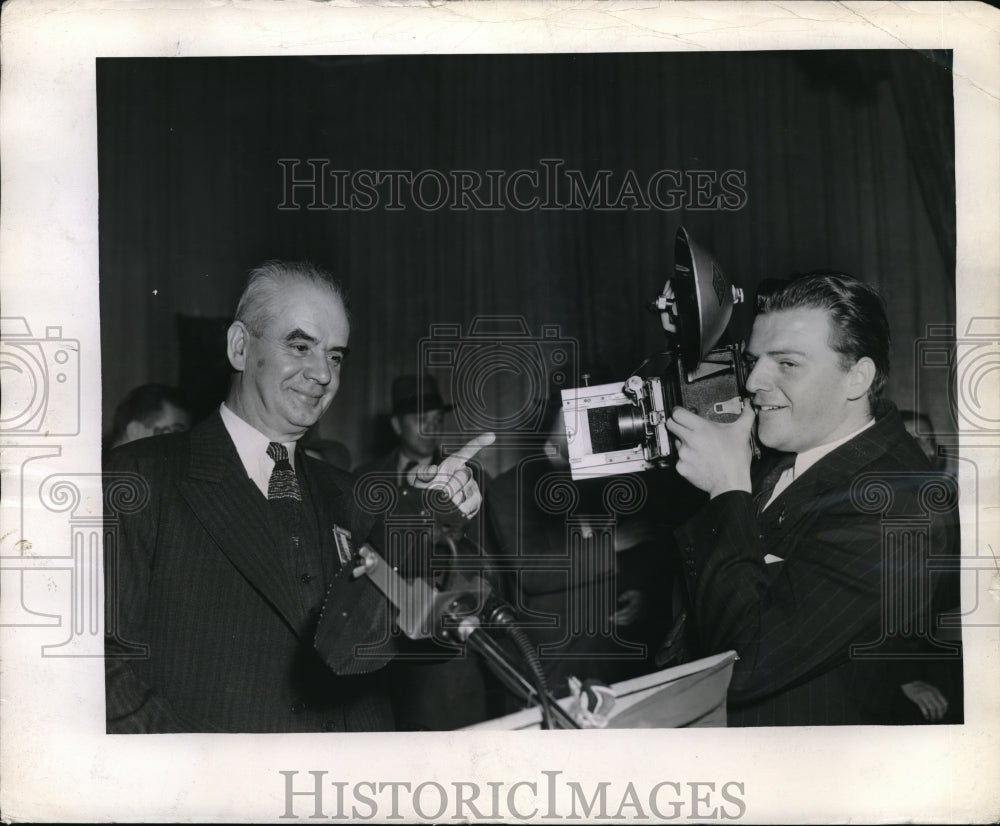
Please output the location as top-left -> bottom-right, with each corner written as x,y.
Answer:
227,280 -> 350,442
745,307 -> 870,454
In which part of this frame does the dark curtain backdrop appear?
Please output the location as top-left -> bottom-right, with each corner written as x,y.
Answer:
98,50 -> 955,475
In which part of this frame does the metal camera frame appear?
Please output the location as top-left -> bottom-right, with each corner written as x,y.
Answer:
561,226 -> 749,480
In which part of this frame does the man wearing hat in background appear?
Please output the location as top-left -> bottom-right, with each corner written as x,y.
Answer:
354,374 -> 503,729
355,374 -> 453,487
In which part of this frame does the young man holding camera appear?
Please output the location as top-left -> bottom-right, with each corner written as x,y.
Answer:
666,272 -> 959,726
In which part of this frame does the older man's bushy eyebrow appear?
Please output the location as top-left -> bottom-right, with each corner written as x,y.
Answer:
283,327 -> 317,344
282,327 -> 350,357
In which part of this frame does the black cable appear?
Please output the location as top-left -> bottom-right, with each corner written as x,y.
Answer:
504,624 -> 556,730
438,584 -> 563,729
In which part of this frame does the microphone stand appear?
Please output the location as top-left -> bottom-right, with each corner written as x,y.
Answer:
359,545 -> 580,730
441,597 -> 580,730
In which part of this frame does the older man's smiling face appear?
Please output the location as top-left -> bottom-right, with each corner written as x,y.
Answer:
228,280 -> 350,442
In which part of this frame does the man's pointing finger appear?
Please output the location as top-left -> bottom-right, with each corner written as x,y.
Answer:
440,431 -> 496,472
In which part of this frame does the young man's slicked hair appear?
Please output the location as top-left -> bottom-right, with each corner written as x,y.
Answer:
757,270 -> 891,406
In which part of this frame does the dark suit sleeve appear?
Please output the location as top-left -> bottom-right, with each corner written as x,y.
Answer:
675,488 -> 934,707
104,448 -> 195,733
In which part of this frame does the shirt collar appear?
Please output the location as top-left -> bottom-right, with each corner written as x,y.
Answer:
220,403 -> 297,496
396,449 -> 433,474
792,417 -> 876,480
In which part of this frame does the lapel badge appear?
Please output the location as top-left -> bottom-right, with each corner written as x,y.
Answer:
332,525 -> 354,567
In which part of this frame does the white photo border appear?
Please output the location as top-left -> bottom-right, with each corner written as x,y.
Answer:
1,1 -> 998,823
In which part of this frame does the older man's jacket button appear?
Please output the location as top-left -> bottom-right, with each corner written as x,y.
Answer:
324,720 -> 340,732
290,700 -> 306,714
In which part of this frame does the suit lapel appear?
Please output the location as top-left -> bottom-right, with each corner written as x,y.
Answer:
176,413 -> 305,635
758,412 -> 896,549
299,455 -> 352,577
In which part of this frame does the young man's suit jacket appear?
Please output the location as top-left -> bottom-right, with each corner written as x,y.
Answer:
104,412 -> 398,733
676,402 -> 959,726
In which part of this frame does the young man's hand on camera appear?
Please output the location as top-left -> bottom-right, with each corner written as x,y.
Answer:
665,403 -> 755,499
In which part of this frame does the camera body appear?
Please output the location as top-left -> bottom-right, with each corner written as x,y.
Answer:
561,227 -> 750,480
0,317 -> 81,437
563,344 -> 750,478
563,375 -> 674,477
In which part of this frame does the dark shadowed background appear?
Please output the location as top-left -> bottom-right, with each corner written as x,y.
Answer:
97,50 -> 955,475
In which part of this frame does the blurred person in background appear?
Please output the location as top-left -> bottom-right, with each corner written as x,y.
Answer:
108,383 -> 191,449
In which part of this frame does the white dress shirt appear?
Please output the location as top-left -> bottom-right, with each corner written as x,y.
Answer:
762,417 -> 876,511
220,403 -> 297,498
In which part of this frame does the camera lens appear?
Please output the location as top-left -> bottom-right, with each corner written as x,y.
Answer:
587,405 -> 645,453
616,407 -> 647,444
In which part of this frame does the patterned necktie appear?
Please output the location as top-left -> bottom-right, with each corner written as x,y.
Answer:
267,442 -> 302,538
755,453 -> 796,516
267,442 -> 301,500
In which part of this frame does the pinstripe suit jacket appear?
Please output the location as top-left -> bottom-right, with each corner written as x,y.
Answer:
104,412 -> 397,733
675,402 -> 955,726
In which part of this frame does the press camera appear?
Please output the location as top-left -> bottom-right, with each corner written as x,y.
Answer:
562,227 -> 753,479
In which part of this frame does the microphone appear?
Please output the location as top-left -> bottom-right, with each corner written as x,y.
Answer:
355,545 -> 574,729
354,544 -> 492,643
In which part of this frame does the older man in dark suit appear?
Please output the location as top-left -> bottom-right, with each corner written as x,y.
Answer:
666,272 -> 960,726
104,260 -> 489,733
